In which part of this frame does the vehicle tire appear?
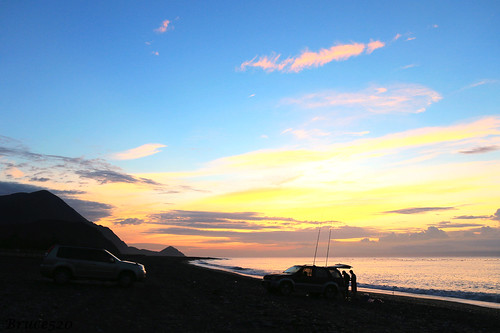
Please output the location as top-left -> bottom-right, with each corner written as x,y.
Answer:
324,286 -> 338,299
53,268 -> 71,285
279,282 -> 292,296
118,272 -> 135,287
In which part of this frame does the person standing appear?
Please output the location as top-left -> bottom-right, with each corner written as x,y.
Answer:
342,271 -> 350,300
349,270 -> 357,297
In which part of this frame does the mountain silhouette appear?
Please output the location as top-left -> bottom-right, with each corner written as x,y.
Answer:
0,190 -> 184,256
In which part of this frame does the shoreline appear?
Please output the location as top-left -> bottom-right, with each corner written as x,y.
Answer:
189,257 -> 500,310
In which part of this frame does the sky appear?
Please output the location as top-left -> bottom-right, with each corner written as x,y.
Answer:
1,1 -> 499,257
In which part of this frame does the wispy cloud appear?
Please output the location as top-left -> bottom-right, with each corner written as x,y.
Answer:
459,145 -> 500,154
492,209 -> 500,221
401,64 -> 418,70
453,215 -> 491,220
383,207 -> 455,215
146,210 -> 338,233
283,84 -> 442,114
0,137 -> 163,187
154,20 -> 171,33
282,128 -> 331,140
114,218 -> 145,226
112,143 -> 166,160
366,40 -> 385,54
462,79 -> 498,90
240,40 -> 385,73
379,226 -> 448,242
432,221 -> 483,228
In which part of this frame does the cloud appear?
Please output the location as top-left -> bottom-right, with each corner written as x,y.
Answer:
283,84 -> 442,114
5,167 -> 24,178
0,181 -> 44,195
145,224 -> 374,245
154,20 -> 171,33
240,40 -> 385,73
467,79 -> 497,88
112,143 -> 167,160
432,221 -> 483,228
114,218 -> 145,226
383,207 -> 455,214
0,137 -> 163,187
147,210 -> 337,230
459,79 -> 498,92
459,145 -> 500,154
401,64 -> 418,70
282,128 -> 331,140
75,170 -> 162,186
63,198 -> 114,221
453,215 -> 491,220
366,40 -> 385,54
379,226 -> 448,242
492,209 -> 500,221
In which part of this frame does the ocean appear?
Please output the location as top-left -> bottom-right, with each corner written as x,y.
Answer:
191,257 -> 500,308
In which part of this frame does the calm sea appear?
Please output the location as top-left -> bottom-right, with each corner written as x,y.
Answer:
191,257 -> 500,308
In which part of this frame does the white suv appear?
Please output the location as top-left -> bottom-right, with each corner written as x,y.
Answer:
40,245 -> 146,287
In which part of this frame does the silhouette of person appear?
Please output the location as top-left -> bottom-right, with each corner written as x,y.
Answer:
342,271 -> 350,300
349,270 -> 357,297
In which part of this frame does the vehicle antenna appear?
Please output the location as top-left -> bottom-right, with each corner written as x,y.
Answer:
313,227 -> 321,266
325,227 -> 332,266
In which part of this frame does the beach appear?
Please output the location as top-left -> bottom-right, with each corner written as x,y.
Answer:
1,255 -> 499,332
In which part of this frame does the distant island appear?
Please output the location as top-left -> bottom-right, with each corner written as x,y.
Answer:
0,190 -> 184,256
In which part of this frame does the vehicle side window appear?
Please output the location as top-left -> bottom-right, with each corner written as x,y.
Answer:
303,267 -> 313,277
57,247 -> 86,260
314,268 -> 329,279
86,249 -> 113,263
56,247 -> 112,262
329,269 -> 341,278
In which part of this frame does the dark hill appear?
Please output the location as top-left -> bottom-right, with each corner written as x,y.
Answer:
0,190 -> 88,225
0,190 -> 184,256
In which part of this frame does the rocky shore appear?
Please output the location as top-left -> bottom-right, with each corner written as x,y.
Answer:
1,255 -> 498,332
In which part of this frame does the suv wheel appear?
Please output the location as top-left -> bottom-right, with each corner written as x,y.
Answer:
53,268 -> 71,285
324,286 -> 338,299
118,272 -> 135,287
279,282 -> 292,296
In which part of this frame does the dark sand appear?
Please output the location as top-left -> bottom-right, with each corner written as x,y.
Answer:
1,255 -> 498,332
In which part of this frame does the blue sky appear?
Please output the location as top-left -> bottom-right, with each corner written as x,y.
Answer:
1,1 -> 499,256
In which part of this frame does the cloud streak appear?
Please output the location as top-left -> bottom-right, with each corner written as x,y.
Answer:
283,84 -> 442,114
459,145 -> 500,154
240,40 -> 385,73
0,137 -> 163,187
112,143 -> 167,160
154,20 -> 171,33
383,207 -> 455,215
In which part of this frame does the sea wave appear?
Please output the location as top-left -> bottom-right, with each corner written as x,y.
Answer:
358,283 -> 500,304
190,259 -> 500,304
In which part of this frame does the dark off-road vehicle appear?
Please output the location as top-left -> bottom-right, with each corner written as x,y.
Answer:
40,245 -> 146,287
262,264 -> 350,299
